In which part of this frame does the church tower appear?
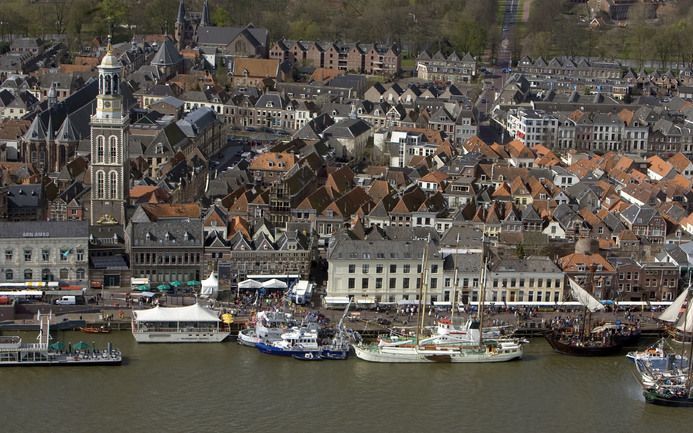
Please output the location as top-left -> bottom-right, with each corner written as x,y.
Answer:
90,39 -> 129,226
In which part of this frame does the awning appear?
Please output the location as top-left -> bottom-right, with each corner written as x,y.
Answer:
324,296 -> 350,304
261,278 -> 288,289
356,298 -> 375,304
397,300 -> 419,305
238,279 -> 263,289
133,303 -> 220,322
433,301 -> 452,306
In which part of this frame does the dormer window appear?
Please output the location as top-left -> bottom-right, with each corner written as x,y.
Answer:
596,265 -> 603,271
184,232 -> 190,241
145,232 -> 151,240
165,232 -> 170,240
266,101 -> 273,108
577,264 -> 586,272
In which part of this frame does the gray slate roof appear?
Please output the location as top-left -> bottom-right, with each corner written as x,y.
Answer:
0,221 -> 88,238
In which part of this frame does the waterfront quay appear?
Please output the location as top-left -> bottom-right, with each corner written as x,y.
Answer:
1,292 -> 667,340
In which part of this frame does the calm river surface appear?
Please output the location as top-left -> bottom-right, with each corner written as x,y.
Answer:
1,332 -> 691,433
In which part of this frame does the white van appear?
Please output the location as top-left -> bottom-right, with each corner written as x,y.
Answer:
55,296 -> 77,305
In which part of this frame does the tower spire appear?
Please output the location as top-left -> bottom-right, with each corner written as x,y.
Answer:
201,0 -> 211,27
176,0 -> 186,25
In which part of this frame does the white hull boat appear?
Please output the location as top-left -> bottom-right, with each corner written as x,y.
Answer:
353,340 -> 523,363
132,330 -> 229,343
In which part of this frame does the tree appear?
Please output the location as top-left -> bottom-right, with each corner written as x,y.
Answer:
212,7 -> 232,27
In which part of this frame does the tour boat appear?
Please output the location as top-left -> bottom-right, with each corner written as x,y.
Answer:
131,302 -> 230,343
0,312 -> 122,366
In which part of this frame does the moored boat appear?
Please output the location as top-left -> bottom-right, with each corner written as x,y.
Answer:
80,326 -> 111,334
639,285 -> 693,406
131,302 -> 230,343
353,243 -> 524,363
237,311 -> 295,347
0,312 -> 122,367
545,279 -> 638,356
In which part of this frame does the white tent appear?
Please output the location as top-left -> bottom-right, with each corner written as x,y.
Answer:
133,303 -> 220,323
261,278 -> 288,289
200,272 -> 219,298
238,279 -> 263,289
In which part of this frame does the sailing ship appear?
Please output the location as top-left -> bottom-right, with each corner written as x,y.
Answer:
641,285 -> 693,406
353,238 -> 524,363
545,279 -> 640,356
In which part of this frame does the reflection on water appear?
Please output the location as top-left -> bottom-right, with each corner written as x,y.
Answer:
0,332 -> 692,433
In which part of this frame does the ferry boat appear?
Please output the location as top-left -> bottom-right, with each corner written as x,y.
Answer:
131,302 -> 230,343
0,312 -> 122,366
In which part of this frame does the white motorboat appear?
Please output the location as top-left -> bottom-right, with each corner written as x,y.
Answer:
237,311 -> 295,347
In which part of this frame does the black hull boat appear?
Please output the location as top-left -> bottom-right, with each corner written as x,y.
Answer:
615,330 -> 642,347
544,331 -> 624,356
643,389 -> 693,407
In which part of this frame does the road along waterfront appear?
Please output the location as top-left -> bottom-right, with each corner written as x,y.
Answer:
0,332 -> 692,433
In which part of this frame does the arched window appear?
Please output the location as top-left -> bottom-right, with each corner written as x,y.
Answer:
5,269 -> 13,280
113,74 -> 119,94
96,136 -> 105,163
108,171 -> 117,199
99,75 -> 104,94
105,74 -> 111,95
109,135 -> 118,163
96,170 -> 105,199
59,268 -> 68,279
24,269 -> 32,280
76,269 -> 85,279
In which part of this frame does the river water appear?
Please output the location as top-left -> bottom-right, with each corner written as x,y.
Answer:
1,332 -> 691,433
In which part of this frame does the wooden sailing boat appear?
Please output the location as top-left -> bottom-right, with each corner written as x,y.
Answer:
643,286 -> 693,406
545,278 -> 639,356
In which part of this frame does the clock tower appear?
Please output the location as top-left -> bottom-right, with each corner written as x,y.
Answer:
90,39 -> 130,226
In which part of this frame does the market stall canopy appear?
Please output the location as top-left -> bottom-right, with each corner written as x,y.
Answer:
324,296 -> 349,305
49,341 -> 65,350
238,279 -> 263,289
261,278 -> 288,289
73,341 -> 90,350
200,272 -> 219,298
133,303 -> 220,323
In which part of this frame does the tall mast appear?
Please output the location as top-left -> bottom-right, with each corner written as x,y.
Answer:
416,236 -> 430,341
478,241 -> 488,346
450,233 -> 460,323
